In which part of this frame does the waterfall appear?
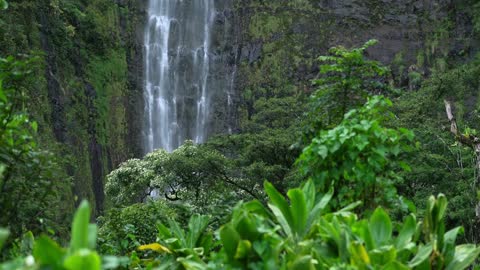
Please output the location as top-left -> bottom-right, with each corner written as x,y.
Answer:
144,0 -> 217,153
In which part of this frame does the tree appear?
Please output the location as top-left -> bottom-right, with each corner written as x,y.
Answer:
303,39 -> 391,144
105,141 -> 260,208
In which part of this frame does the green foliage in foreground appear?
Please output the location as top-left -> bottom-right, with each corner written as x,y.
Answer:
1,181 -> 479,270
2,95 -> 479,269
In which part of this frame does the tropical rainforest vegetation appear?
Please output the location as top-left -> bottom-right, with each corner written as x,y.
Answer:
1,0 -> 480,269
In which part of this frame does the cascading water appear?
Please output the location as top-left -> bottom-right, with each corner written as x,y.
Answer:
144,0 -> 217,153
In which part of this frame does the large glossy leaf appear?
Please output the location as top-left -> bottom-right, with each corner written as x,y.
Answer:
395,215 -> 416,250
63,250 -> 101,270
187,214 -> 210,248
70,200 -> 91,253
301,180 -> 316,212
445,244 -> 480,270
220,224 -> 241,260
408,243 -> 432,268
167,219 -> 187,248
265,181 -> 293,236
33,235 -> 65,270
442,227 -> 464,266
288,188 -> 308,237
369,207 -> 392,246
306,187 -> 333,229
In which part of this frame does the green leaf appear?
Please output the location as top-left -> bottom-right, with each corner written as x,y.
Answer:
33,235 -> 65,269
64,250 -> 101,270
302,180 -> 316,212
316,145 -> 328,159
409,243 -> 432,267
70,200 -> 91,253
445,244 -> 480,270
306,187 -> 333,229
443,227 -> 464,266
435,194 -> 448,223
369,207 -> 392,246
288,188 -> 308,237
186,214 -> 210,248
220,224 -> 241,260
0,0 -> 8,10
265,181 -> 293,236
395,215 -> 416,250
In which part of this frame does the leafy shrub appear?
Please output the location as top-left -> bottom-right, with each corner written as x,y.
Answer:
97,200 -> 179,255
298,96 -> 415,211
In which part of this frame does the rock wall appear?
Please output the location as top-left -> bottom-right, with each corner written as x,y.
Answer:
231,0 -> 478,123
0,0 -> 146,214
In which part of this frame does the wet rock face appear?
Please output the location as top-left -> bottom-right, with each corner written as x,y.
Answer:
233,0 -> 476,89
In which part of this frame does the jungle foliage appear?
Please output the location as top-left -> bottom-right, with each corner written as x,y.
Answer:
1,0 -> 480,268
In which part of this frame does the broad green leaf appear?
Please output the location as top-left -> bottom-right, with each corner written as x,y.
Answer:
306,187 -> 333,229
369,207 -> 392,246
443,227 -> 464,265
445,244 -> 480,270
265,181 -> 293,236
33,236 -> 65,269
157,222 -> 172,239
395,215 -> 416,250
370,245 -> 397,265
167,219 -> 187,248
288,188 -> 308,237
302,180 -> 316,212
436,194 -> 448,222
408,243 -> 432,268
268,203 -> 293,237
64,250 -> 101,270
187,214 -> 210,248
70,200 -> 91,253
0,0 -> 7,10
220,224 -> 241,260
